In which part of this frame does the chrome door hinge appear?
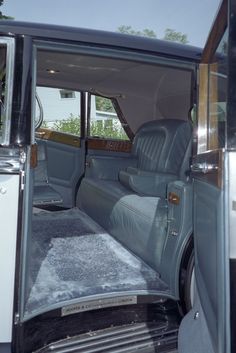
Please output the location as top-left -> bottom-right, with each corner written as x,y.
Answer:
20,170 -> 25,190
19,151 -> 26,164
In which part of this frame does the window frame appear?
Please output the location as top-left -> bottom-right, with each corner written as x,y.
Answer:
197,0 -> 228,154
35,86 -> 81,139
87,93 -> 134,141
0,37 -> 15,146
60,89 -> 76,99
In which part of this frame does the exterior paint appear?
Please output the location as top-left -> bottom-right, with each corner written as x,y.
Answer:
0,174 -> 19,342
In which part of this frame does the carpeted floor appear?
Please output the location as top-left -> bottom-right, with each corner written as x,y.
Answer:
25,208 -> 169,315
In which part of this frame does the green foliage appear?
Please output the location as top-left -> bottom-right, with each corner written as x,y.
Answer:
163,28 -> 188,44
91,119 -> 128,140
142,29 -> 157,38
117,25 -> 157,38
52,114 -> 81,135
96,96 -> 115,113
0,0 -> 14,19
47,114 -> 128,140
41,120 -> 49,128
0,14 -> 14,19
117,25 -> 188,44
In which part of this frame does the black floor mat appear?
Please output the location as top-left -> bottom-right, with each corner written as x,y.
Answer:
25,208 -> 169,315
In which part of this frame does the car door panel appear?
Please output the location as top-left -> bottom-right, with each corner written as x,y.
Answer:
178,0 -> 230,351
194,176 -> 223,347
86,138 -> 133,177
36,130 -> 85,208
46,139 -> 85,207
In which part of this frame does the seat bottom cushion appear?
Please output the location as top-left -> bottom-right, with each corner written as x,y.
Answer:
77,178 -> 168,271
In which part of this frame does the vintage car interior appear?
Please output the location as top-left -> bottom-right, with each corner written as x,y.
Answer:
8,35 -> 196,351
27,42 -> 196,309
0,1 -> 232,351
18,33 -> 198,349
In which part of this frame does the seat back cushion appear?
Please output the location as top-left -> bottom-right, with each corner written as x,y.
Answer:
132,119 -> 192,175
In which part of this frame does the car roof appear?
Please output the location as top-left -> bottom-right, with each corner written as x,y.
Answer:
0,21 -> 202,62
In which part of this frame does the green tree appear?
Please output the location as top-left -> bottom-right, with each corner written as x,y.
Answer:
50,114 -> 128,140
163,28 -> 188,44
0,0 -> 14,19
52,114 -> 81,135
96,96 -> 115,113
117,25 -> 188,44
118,25 -> 157,38
91,119 -> 128,140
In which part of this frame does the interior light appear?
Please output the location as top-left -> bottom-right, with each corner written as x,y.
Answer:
46,69 -> 60,74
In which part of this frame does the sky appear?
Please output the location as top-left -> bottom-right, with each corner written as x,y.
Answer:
1,0 -> 221,48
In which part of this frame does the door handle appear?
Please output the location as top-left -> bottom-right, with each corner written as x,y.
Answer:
191,162 -> 218,174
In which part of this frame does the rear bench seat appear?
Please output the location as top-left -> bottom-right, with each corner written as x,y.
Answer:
77,119 -> 192,271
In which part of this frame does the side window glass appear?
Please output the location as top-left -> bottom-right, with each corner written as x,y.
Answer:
208,31 -> 227,150
0,39 -> 14,145
89,95 -> 129,140
36,87 -> 81,136
198,30 -> 227,153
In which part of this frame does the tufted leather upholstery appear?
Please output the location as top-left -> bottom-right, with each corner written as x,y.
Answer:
119,119 -> 192,195
78,119 -> 193,272
132,119 -> 192,174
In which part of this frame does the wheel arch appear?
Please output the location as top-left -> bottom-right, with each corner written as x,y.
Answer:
177,233 -> 194,312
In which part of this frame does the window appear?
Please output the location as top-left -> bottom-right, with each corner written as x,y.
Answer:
197,30 -> 228,152
0,38 -> 14,145
89,95 -> 129,140
208,31 -> 227,150
60,90 -> 75,99
36,87 -> 81,136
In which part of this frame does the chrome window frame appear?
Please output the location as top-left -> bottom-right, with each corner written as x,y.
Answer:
31,44 -> 37,144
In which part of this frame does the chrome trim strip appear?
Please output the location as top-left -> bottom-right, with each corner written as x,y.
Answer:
228,152 -> 236,259
31,44 -> 37,144
61,296 -> 138,316
22,289 -> 173,322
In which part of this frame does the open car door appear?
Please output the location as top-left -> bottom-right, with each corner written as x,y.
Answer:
179,0 -> 234,352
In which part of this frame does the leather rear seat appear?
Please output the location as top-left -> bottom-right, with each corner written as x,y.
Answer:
77,119 -> 192,271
